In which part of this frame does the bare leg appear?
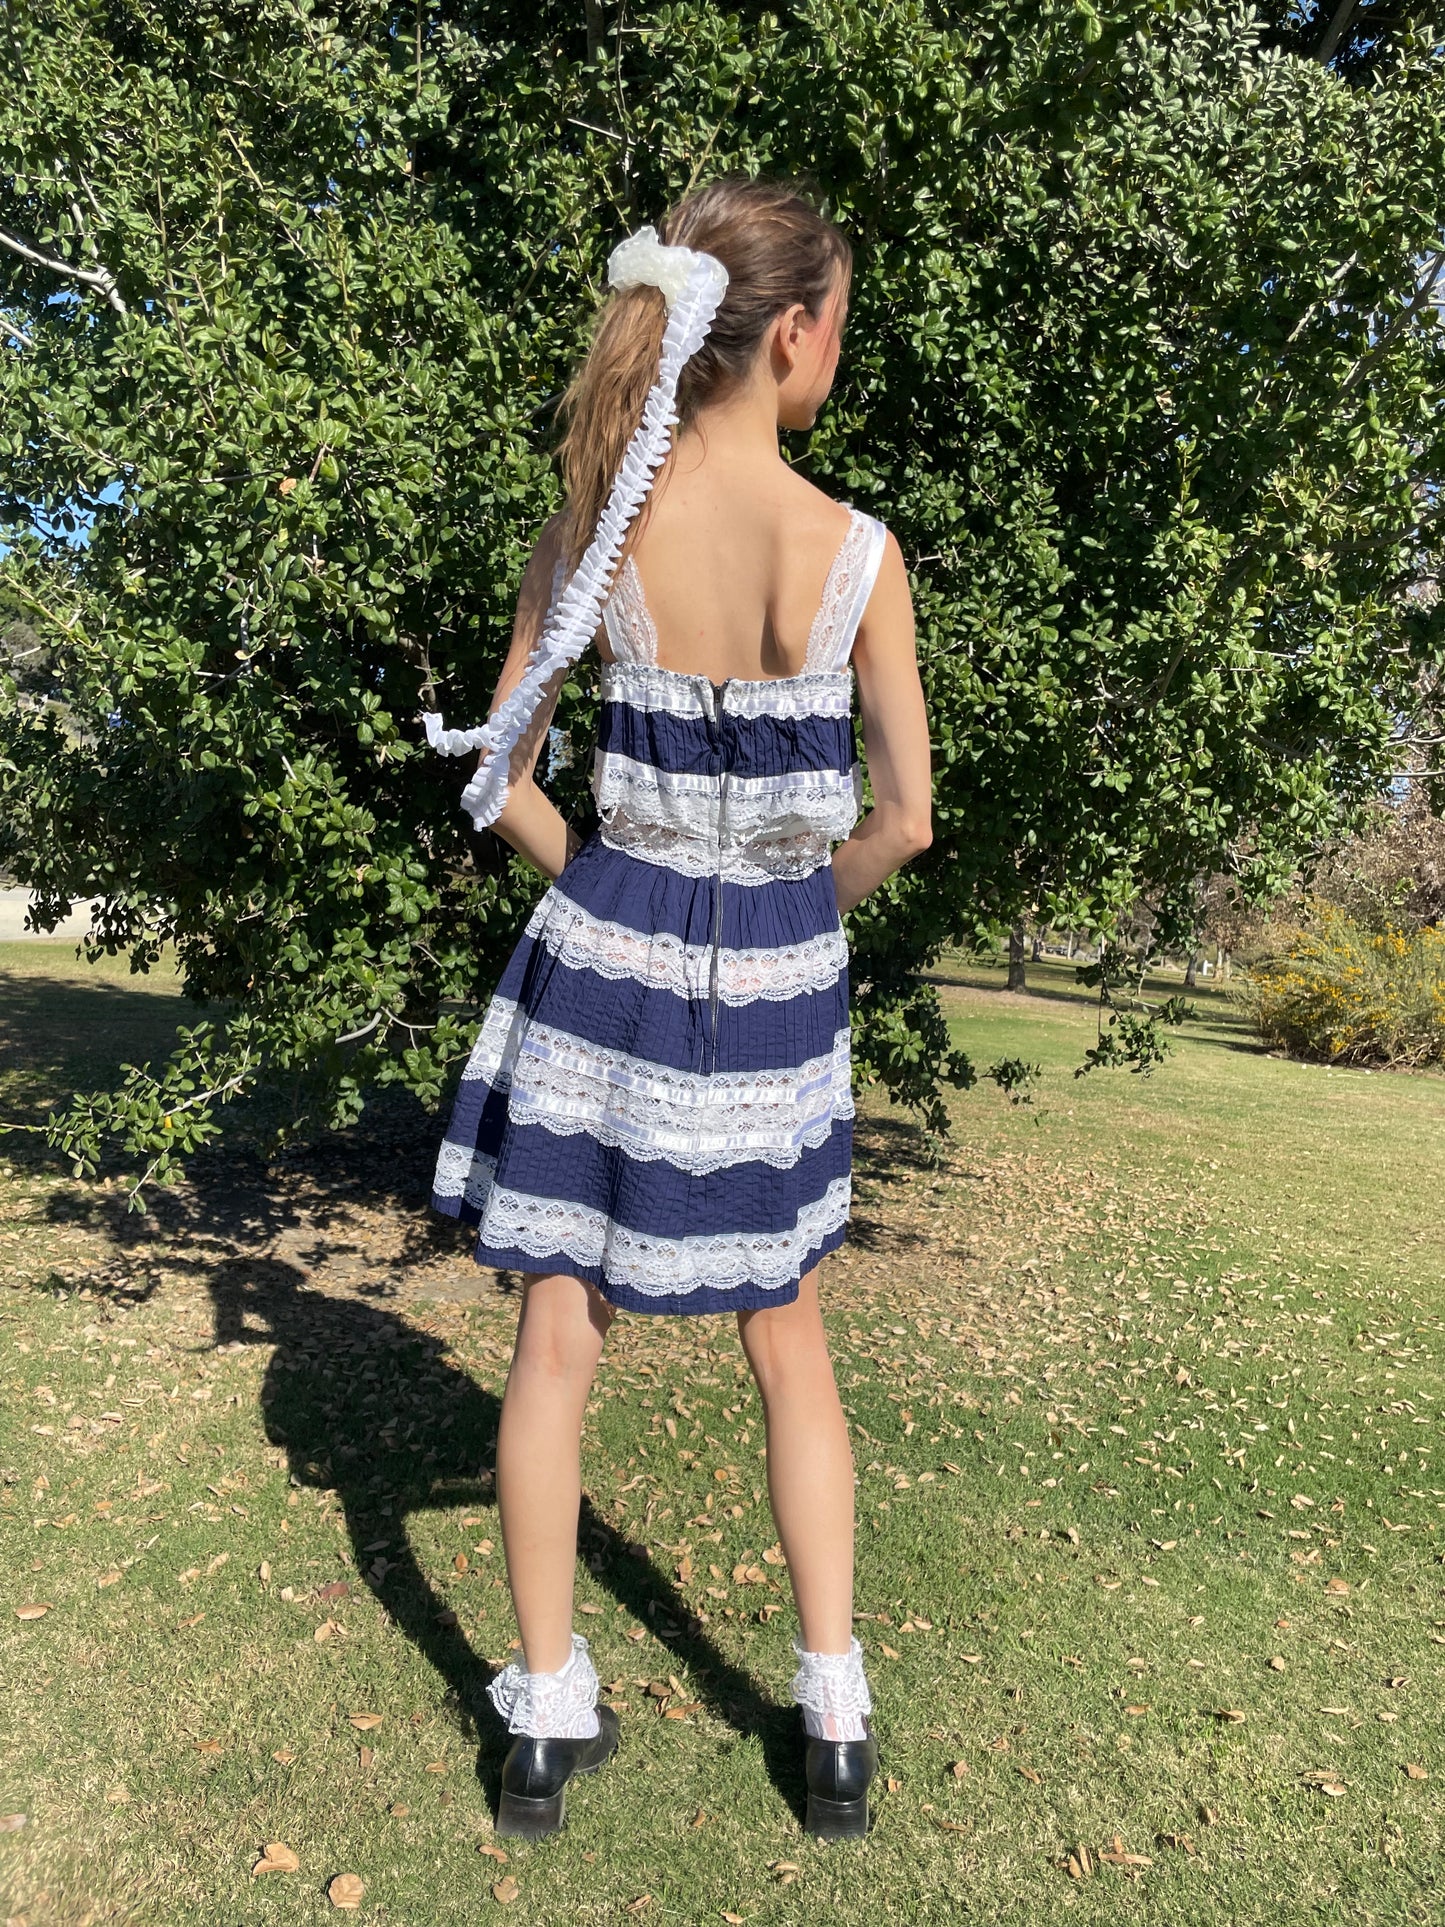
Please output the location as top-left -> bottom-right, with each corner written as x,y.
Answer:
737,1265 -> 856,1653
495,1271 -> 615,1675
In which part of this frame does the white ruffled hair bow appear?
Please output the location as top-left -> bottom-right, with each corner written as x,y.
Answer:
421,224 -> 729,830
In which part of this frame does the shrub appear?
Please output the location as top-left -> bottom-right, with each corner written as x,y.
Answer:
1236,898 -> 1445,1069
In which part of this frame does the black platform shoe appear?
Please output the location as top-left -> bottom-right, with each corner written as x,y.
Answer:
494,1704 -> 621,1840
802,1713 -> 879,1839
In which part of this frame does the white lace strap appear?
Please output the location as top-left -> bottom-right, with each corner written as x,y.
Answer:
834,511 -> 888,668
804,510 -> 890,674
421,240 -> 729,831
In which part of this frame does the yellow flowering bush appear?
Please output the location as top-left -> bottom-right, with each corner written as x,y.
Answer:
1237,898 -> 1445,1069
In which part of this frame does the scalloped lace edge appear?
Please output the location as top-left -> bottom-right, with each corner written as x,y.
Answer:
528,892 -> 848,1004
788,1634 -> 873,1741
486,1632 -> 601,1739
434,1161 -> 851,1294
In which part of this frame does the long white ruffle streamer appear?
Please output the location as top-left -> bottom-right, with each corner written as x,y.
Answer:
422,232 -> 730,831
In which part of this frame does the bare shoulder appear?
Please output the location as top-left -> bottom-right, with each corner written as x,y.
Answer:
775,467 -> 856,548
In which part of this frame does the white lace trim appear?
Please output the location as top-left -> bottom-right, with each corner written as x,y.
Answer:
446,1002 -> 852,1174
602,555 -> 660,665
597,813 -> 836,882
435,1157 -> 851,1295
593,751 -> 861,848
420,247 -> 729,828
809,512 -> 889,673
528,892 -> 848,1003
789,1635 -> 873,1741
487,1632 -> 601,1739
598,659 -> 855,719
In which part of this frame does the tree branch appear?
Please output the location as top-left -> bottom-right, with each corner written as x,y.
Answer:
1314,0 -> 1361,63
0,227 -> 127,313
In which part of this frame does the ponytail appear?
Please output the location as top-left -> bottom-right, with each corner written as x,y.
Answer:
554,174 -> 851,577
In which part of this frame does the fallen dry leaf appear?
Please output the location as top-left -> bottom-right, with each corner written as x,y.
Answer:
348,1713 -> 383,1731
950,1760 -> 969,1779
272,1748 -> 296,1765
0,1815 -> 28,1833
251,1841 -> 300,1878
97,1570 -> 122,1590
16,1603 -> 51,1619
328,1872 -> 365,1909
316,1580 -> 350,1603
1404,1763 -> 1429,1781
879,1643 -> 901,1660
478,1844 -> 508,1861
625,1899 -> 652,1914
1210,1708 -> 1246,1723
492,1875 -> 520,1904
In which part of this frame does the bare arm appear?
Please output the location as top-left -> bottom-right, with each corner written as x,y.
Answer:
478,515 -> 585,881
832,530 -> 933,916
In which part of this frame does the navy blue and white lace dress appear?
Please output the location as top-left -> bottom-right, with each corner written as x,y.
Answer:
430,507 -> 889,1315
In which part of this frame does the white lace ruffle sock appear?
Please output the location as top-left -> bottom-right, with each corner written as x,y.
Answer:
788,1634 -> 873,1742
486,1631 -> 602,1740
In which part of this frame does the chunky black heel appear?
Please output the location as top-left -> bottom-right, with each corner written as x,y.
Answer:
805,1788 -> 871,1838
494,1704 -> 620,1840
496,1786 -> 567,1839
802,1715 -> 879,1841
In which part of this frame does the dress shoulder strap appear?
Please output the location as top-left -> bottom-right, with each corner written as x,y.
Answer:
600,555 -> 660,664
804,508 -> 890,673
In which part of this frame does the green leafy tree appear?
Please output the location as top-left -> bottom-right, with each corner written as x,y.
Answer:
1,0 -> 1443,1198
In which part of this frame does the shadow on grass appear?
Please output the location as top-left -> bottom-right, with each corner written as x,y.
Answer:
0,965 -> 190,1170
8,956 -> 940,1821
40,1081 -> 875,1827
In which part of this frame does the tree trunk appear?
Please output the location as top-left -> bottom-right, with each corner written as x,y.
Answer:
1007,922 -> 1027,991
1066,930 -> 1077,959
1184,952 -> 1200,988
1031,929 -> 1045,962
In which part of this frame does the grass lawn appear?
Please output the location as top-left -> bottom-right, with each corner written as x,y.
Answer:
2,943 -> 1443,1926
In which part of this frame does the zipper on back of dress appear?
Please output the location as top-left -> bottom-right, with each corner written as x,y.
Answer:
702,676 -> 731,1075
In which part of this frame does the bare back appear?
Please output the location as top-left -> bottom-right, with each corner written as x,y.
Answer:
593,462 -> 856,683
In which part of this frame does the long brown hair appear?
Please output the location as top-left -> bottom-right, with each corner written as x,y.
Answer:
554,174 -> 852,574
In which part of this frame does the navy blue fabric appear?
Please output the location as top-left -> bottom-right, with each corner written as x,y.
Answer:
494,935 -> 846,1076
597,699 -> 854,780
547,831 -> 840,949
438,1112 -> 852,1239
430,674 -> 862,1316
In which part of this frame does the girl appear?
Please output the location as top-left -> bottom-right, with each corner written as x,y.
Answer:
425,174 -> 933,1840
